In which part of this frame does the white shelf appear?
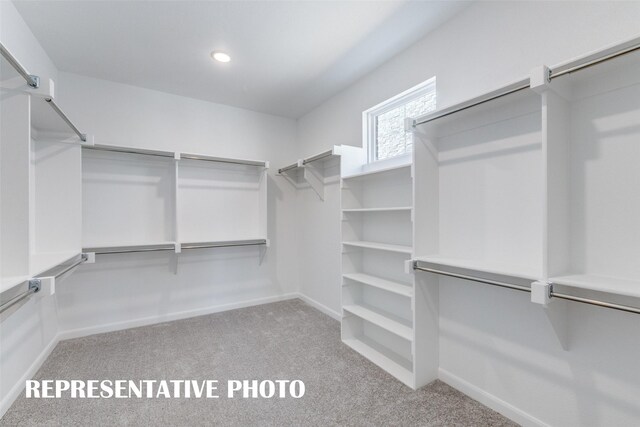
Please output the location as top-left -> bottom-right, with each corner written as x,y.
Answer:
1,275 -> 30,294
343,337 -> 413,386
343,273 -> 412,298
550,274 -> 640,299
414,255 -> 540,281
342,163 -> 410,180
30,251 -> 79,277
343,304 -> 413,341
83,241 -> 176,253
342,207 -> 412,213
343,241 -> 412,255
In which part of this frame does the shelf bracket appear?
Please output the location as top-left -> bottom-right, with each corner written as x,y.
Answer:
531,281 -> 569,350
303,163 -> 325,201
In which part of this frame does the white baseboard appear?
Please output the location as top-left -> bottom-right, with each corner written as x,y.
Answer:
58,293 -> 300,341
0,333 -> 60,418
438,368 -> 549,427
296,293 -> 341,321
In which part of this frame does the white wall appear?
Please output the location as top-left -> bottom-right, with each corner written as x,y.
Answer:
295,1 -> 640,425
0,0 -> 61,416
55,72 -> 299,336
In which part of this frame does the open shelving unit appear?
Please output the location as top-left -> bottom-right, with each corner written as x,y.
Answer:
278,146 -> 364,200
413,84 -> 544,281
340,160 -> 421,388
80,144 -> 269,257
1,47 -> 85,295
541,44 -> 640,300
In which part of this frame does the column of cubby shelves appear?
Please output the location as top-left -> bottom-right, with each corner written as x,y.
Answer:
340,163 -> 416,388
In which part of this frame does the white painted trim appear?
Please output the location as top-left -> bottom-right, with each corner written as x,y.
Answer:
438,368 -> 550,427
296,293 -> 341,321
59,293 -> 300,340
0,333 -> 60,418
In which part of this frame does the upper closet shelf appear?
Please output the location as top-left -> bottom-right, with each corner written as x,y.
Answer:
1,42 -> 87,143
278,146 -> 344,200
277,146 -> 342,175
82,144 -> 268,167
414,255 -> 540,282
84,239 -> 268,255
550,275 -> 640,300
342,162 -> 410,180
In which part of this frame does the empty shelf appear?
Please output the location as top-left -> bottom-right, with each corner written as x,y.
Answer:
342,337 -> 413,386
342,163 -> 411,180
343,304 -> 413,341
342,207 -> 412,213
414,255 -> 540,281
550,274 -> 640,299
181,238 -> 267,250
83,242 -> 176,254
343,241 -> 412,254
343,273 -> 412,298
30,251 -> 79,277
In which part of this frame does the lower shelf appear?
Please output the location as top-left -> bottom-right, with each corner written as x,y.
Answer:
343,303 -> 413,341
343,273 -> 413,298
343,241 -> 412,254
550,274 -> 640,299
342,337 -> 413,387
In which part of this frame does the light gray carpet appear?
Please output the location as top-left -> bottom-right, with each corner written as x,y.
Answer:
2,299 -> 516,426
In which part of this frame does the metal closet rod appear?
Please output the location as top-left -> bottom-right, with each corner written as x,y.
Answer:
413,263 -> 640,316
182,240 -> 267,250
413,38 -> 640,128
302,150 -> 334,165
278,163 -> 299,174
0,42 -> 39,88
44,98 -> 87,142
0,254 -> 88,316
86,240 -> 267,255
279,149 -> 335,174
83,145 -> 266,167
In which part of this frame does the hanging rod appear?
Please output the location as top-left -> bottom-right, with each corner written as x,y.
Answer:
0,254 -> 88,316
84,243 -> 176,255
413,37 -> 640,129
302,150 -> 334,165
181,239 -> 267,250
0,42 -> 40,88
278,163 -> 299,174
44,98 -> 87,142
82,144 -> 174,158
549,38 -> 640,80
412,80 -> 530,128
412,262 -> 640,315
0,280 -> 41,316
180,153 -> 267,167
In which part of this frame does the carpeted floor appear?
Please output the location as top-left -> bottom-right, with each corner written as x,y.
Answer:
1,299 -> 516,426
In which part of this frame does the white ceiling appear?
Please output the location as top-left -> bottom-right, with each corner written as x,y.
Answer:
14,1 -> 468,118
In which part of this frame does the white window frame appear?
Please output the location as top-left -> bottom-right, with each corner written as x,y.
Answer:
363,77 -> 436,164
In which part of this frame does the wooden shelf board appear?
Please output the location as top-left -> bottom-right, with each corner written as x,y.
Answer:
550,274 -> 640,299
343,303 -> 413,341
343,241 -> 412,255
414,255 -> 540,281
342,337 -> 413,387
342,163 -> 411,180
0,275 -> 30,294
30,251 -> 80,277
343,273 -> 412,298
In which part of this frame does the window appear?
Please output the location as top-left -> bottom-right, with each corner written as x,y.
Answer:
364,78 -> 436,163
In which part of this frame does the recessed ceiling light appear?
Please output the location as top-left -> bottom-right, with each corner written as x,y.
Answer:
211,51 -> 231,63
